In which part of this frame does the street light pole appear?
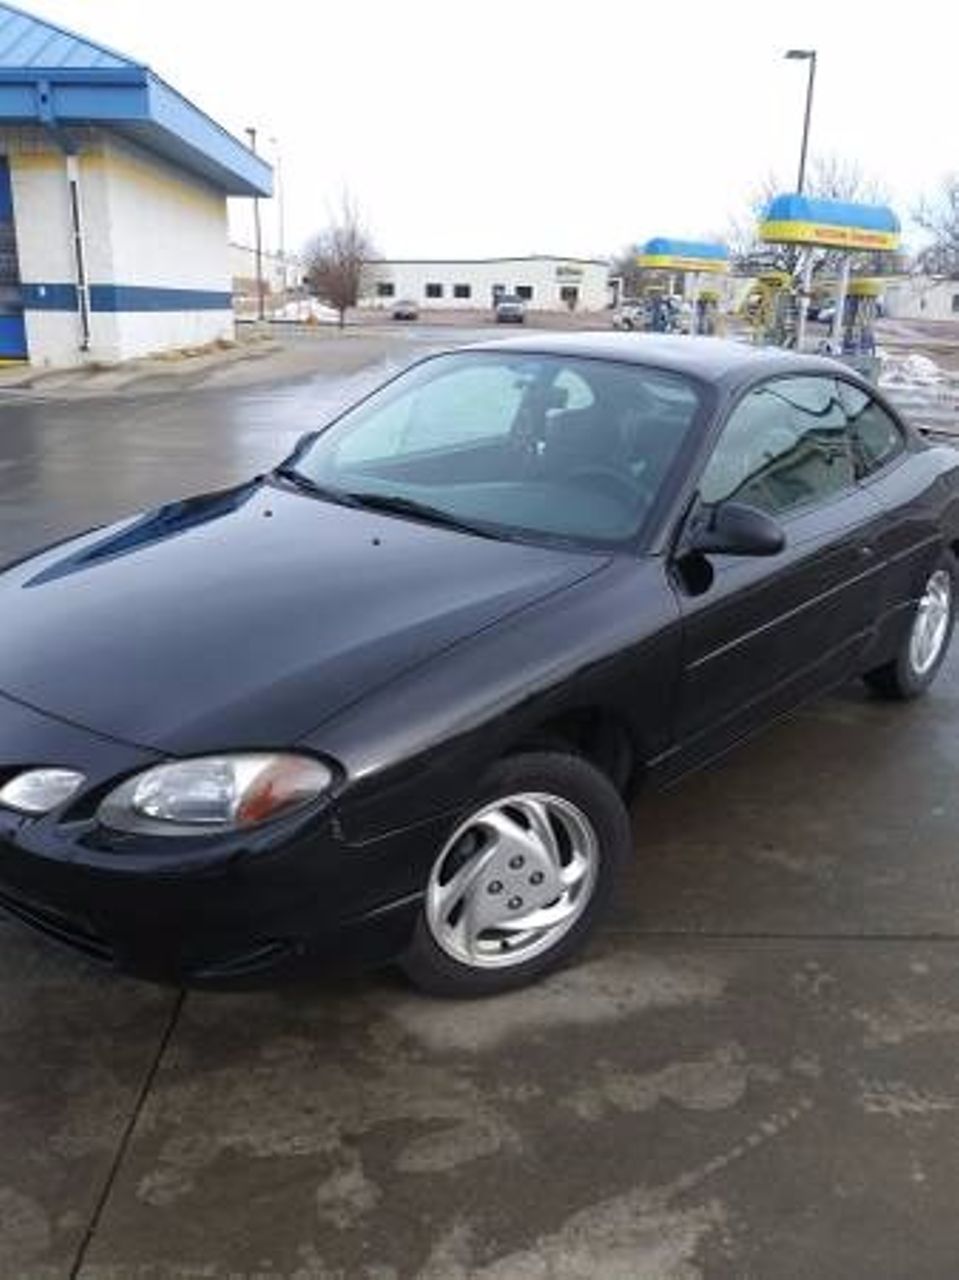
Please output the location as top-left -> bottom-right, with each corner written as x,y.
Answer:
786,48 -> 817,195
245,126 -> 265,321
786,49 -> 817,350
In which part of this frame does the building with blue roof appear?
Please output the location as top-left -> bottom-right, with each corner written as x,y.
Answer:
0,2 -> 271,365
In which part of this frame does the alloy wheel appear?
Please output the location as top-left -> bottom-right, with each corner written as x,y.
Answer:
909,568 -> 953,677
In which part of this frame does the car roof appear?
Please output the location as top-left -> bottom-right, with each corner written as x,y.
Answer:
464,332 -> 853,389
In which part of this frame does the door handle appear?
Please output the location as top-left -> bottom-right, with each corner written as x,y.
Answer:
858,543 -> 876,560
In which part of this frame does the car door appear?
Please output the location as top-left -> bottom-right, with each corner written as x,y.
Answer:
669,373 -> 888,772
839,380 -> 957,658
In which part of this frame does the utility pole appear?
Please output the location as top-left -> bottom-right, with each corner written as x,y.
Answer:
245,126 -> 265,321
269,135 -> 286,296
785,49 -> 817,195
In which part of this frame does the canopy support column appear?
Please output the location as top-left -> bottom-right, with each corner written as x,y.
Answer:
830,258 -> 851,354
687,272 -> 699,335
796,250 -> 813,350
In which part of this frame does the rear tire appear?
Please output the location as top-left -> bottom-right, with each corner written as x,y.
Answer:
864,550 -> 957,699
401,751 -> 631,997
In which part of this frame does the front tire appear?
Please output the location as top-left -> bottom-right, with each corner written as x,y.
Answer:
401,752 -> 631,997
864,551 -> 958,699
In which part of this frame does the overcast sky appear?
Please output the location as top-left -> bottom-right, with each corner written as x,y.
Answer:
33,0 -> 954,260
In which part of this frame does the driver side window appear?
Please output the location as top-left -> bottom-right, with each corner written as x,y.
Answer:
699,376 -> 856,517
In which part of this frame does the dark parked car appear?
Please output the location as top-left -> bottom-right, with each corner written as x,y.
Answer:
494,294 -> 526,323
1,335 -> 957,995
391,299 -> 418,321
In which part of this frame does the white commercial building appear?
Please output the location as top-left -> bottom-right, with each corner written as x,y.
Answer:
0,4 -> 270,366
362,256 -> 611,313
230,244 -> 299,298
881,276 -> 959,323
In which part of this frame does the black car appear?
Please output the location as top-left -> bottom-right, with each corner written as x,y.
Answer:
1,335 -> 957,995
391,299 -> 419,321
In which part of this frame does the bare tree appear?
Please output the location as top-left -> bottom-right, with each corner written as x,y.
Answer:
806,155 -> 889,205
303,198 -> 378,328
609,246 -> 657,300
721,171 -> 787,273
914,175 -> 959,278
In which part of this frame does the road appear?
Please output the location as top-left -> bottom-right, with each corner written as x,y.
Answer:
3,333 -> 959,1279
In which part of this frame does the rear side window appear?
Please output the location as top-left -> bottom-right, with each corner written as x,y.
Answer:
839,383 -> 906,478
700,375 -> 855,517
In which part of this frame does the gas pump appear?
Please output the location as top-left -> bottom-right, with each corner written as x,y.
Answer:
696,288 -> 721,336
646,288 -> 672,333
838,278 -> 881,355
740,272 -> 796,347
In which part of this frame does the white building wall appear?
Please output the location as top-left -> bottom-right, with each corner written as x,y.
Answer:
4,125 -> 233,367
362,258 -> 610,312
102,136 -> 228,289
882,277 -> 959,322
98,136 -> 232,361
230,243 -> 297,294
6,127 -> 91,365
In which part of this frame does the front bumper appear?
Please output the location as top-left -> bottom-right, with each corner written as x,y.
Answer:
0,692 -> 441,985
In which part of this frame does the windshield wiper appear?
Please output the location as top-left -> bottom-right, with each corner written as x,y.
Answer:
273,465 -> 362,508
345,491 -> 499,539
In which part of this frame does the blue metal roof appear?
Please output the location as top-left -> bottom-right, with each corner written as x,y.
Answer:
0,3 -> 271,196
0,2 -> 135,69
640,238 -> 729,261
763,195 -> 900,234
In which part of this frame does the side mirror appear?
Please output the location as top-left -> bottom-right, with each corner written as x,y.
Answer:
688,502 -> 785,557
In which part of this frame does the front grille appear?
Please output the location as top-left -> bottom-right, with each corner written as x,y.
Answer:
0,887 -> 115,963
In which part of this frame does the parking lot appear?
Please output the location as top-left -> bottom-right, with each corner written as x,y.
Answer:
4,331 -> 959,1279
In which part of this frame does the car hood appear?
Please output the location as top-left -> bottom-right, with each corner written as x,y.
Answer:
0,480 -> 605,754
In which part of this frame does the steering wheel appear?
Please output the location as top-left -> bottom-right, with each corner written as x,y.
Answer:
567,466 -> 648,510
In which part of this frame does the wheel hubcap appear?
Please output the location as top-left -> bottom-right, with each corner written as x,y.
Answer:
909,569 -> 953,676
425,792 -> 599,970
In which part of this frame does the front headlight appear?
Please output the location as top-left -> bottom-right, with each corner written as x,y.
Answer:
0,768 -> 86,815
97,753 -> 333,836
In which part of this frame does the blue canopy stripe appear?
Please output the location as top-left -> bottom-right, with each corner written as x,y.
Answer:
637,238 -> 730,273
760,195 -> 900,251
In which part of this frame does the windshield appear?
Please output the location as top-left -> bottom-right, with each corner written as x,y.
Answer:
286,351 -> 702,548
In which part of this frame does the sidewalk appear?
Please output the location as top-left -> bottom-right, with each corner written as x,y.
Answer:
0,325 -> 403,399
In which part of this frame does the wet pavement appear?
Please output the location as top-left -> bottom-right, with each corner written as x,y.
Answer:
2,334 -> 959,1278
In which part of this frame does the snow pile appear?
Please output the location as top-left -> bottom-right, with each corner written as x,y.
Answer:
880,351 -> 948,387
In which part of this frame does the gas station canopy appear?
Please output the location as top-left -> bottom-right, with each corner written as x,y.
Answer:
637,239 -> 730,274
759,195 -> 900,252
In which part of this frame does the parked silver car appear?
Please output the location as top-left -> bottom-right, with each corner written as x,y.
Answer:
612,300 -> 645,330
494,294 -> 526,324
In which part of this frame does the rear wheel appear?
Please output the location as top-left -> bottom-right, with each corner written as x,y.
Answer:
401,752 -> 631,997
864,551 -> 957,699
